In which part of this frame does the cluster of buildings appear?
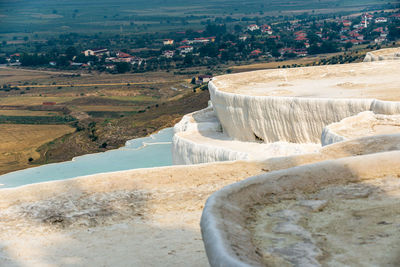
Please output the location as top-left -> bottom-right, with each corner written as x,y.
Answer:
162,36 -> 216,57
78,49 -> 145,69
269,11 -> 397,57
105,51 -> 144,65
247,24 -> 273,34
2,10 -> 398,71
338,13 -> 393,44
83,10 -> 397,66
1,53 -> 22,66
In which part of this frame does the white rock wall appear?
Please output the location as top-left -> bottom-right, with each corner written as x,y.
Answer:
363,48 -> 400,62
209,82 -> 400,144
172,107 -> 250,165
172,135 -> 250,165
172,106 -> 320,165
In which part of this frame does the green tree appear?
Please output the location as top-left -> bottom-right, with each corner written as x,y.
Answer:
65,46 -> 78,60
183,54 -> 194,66
344,41 -> 353,50
116,62 -> 130,73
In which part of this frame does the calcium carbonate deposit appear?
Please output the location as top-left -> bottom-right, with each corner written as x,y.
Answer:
172,106 -> 320,165
209,60 -> 400,144
198,49 -> 400,267
363,47 -> 400,62
201,150 -> 400,267
173,53 -> 400,165
321,111 -> 400,146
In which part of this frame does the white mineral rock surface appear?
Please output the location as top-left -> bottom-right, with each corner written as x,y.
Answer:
209,60 -> 400,143
201,149 -> 400,267
173,59 -> 400,165
363,47 -> 400,62
173,106 -> 320,165
196,50 -> 400,267
322,111 -> 400,146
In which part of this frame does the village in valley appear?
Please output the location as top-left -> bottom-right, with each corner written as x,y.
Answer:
1,9 -> 399,76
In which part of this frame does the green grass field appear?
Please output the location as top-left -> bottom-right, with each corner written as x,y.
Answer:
0,0 -> 386,37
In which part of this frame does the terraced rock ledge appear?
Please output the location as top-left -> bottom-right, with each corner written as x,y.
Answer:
198,48 -> 400,266
201,148 -> 400,267
173,50 -> 400,166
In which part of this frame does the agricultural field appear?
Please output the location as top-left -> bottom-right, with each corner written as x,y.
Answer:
0,0 -> 387,38
0,66 -> 209,175
0,124 -> 75,175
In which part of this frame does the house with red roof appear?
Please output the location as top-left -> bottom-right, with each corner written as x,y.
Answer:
390,14 -> 400,19
350,39 -> 361,45
375,17 -> 388,23
163,39 -> 174,45
193,37 -> 210,44
117,52 -> 132,58
364,14 -> 373,20
342,20 -> 352,27
261,25 -> 272,34
250,49 -> 262,56
295,36 -> 308,41
178,45 -> 193,54
373,27 -> 384,33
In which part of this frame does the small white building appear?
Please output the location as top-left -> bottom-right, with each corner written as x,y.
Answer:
261,25 -> 272,34
197,75 -> 213,83
247,24 -> 259,31
83,48 -> 109,57
178,45 -> 194,55
163,39 -> 174,45
163,50 -> 175,58
193,38 -> 210,44
375,17 -> 388,23
375,36 -> 387,43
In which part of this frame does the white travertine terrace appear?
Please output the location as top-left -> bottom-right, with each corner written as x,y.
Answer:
173,58 -> 400,165
321,111 -> 400,146
363,47 -> 400,62
209,60 -> 400,143
172,106 -> 320,165
197,49 -> 400,266
201,143 -> 400,267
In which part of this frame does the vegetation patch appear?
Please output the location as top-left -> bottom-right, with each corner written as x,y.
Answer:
86,111 -> 137,118
0,115 -> 76,124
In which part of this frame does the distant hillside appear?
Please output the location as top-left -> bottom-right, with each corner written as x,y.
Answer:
0,0 -> 393,35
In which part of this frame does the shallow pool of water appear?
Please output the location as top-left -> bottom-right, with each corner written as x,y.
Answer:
0,128 -> 173,188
